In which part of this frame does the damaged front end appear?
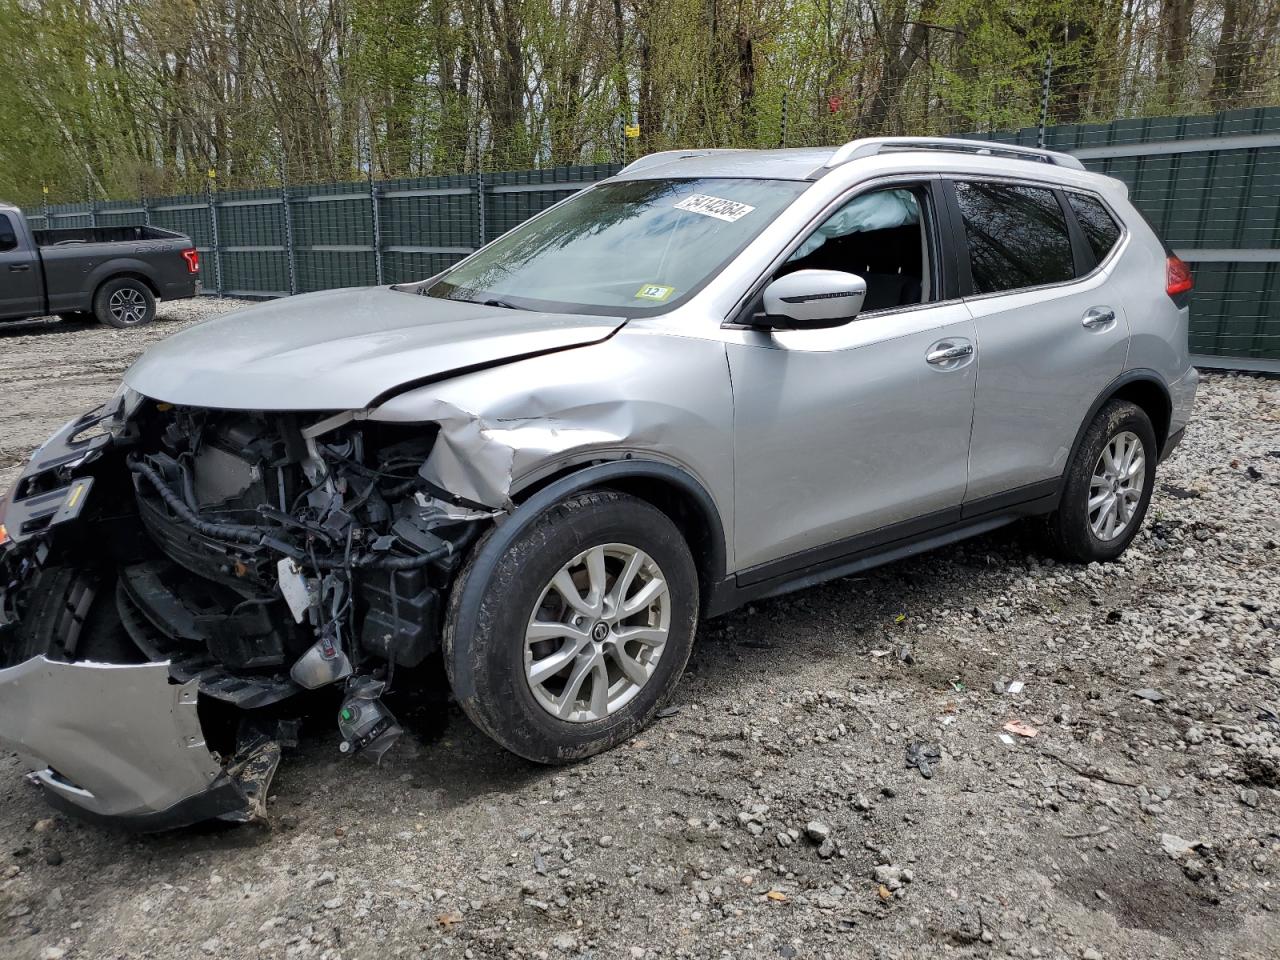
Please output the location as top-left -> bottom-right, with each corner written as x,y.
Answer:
0,393 -> 489,829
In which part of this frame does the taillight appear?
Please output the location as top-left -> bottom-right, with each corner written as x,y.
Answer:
1166,254 -> 1193,297
181,248 -> 200,274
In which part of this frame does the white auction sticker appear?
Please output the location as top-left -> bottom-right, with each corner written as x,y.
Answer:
674,194 -> 755,222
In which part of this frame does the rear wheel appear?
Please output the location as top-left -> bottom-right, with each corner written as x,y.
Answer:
93,277 -> 156,329
444,490 -> 699,763
1045,399 -> 1156,563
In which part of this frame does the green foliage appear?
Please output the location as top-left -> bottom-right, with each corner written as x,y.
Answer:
2,0 -> 1277,202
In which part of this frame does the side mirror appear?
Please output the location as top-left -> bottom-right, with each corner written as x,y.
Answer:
758,269 -> 867,329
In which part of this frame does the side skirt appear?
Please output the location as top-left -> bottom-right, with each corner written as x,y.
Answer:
705,480 -> 1058,617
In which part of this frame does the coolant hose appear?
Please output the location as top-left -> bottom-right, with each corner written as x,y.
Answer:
370,540 -> 453,570
129,457 -> 271,545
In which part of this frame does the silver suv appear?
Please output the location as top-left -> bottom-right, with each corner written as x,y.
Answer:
0,137 -> 1197,828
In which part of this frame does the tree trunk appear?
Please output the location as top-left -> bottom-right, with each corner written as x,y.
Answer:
1210,0 -> 1248,110
862,0 -> 937,135
1158,0 -> 1194,108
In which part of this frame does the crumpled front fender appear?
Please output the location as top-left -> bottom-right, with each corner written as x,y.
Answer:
0,656 -> 258,831
368,328 -> 737,521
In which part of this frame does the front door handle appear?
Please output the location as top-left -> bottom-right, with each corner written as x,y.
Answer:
1082,306 -> 1116,329
926,342 -> 974,365
8,263 -> 31,272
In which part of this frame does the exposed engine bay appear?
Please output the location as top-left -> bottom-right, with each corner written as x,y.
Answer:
0,396 -> 493,829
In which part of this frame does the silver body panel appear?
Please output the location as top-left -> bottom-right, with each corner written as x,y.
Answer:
726,303 -> 977,569
372,326 -> 737,526
123,286 -> 623,410
0,657 -> 222,819
962,264 -> 1131,501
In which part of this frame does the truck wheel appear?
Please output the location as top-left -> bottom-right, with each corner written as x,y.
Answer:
94,277 -> 156,329
444,490 -> 699,764
1045,400 -> 1157,563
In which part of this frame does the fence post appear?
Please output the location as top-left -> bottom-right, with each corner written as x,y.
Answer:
1037,52 -> 1053,150
279,163 -> 297,296
87,177 -> 96,228
139,174 -> 150,226
368,177 -> 383,286
477,170 -> 487,247
206,168 -> 224,297
780,90 -> 789,148
41,183 -> 49,228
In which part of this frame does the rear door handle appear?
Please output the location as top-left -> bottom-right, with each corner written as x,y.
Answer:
8,263 -> 31,272
1082,306 -> 1116,329
926,342 -> 974,365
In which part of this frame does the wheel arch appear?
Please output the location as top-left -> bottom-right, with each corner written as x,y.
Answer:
510,459 -> 729,600
1061,369 -> 1172,497
92,268 -> 161,306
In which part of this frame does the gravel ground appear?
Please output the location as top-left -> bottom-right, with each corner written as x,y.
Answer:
0,299 -> 1277,960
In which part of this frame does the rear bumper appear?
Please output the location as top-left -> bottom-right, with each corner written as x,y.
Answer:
159,277 -> 201,302
1163,366 -> 1199,462
0,655 -> 262,830
1160,426 -> 1186,462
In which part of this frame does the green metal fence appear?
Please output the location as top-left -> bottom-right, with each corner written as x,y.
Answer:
23,110 -> 1280,367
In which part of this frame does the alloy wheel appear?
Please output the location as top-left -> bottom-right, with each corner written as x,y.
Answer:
1088,430 -> 1145,541
108,288 -> 148,325
524,543 -> 670,723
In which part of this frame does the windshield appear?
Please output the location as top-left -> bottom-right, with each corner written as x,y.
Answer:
422,178 -> 808,316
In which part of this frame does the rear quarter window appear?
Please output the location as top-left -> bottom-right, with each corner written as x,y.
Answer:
1067,193 -> 1123,263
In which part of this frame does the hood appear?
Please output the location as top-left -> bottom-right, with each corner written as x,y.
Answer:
124,287 -> 625,411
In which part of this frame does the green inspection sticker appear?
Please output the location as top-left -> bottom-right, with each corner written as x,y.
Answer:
635,283 -> 675,302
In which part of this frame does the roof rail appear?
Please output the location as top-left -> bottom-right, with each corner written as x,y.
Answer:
825,137 -> 1086,172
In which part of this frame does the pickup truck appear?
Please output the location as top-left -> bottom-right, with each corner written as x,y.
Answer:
0,201 -> 201,329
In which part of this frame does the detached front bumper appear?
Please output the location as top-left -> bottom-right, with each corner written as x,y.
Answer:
0,656 -> 271,831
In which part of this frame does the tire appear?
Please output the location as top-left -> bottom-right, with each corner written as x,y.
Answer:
1045,399 -> 1157,563
56,311 -> 95,324
444,490 -> 699,764
93,277 -> 156,329
3,567 -> 141,668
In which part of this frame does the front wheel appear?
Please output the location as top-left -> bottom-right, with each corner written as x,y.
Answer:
1045,399 -> 1157,563
444,490 -> 699,763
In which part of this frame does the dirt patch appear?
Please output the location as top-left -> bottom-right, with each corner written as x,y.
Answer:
1057,838 -> 1230,940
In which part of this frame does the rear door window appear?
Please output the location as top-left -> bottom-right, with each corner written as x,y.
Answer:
1066,193 -> 1122,263
952,181 -> 1075,294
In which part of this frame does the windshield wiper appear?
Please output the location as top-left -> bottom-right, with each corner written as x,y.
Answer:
416,284 -> 528,310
